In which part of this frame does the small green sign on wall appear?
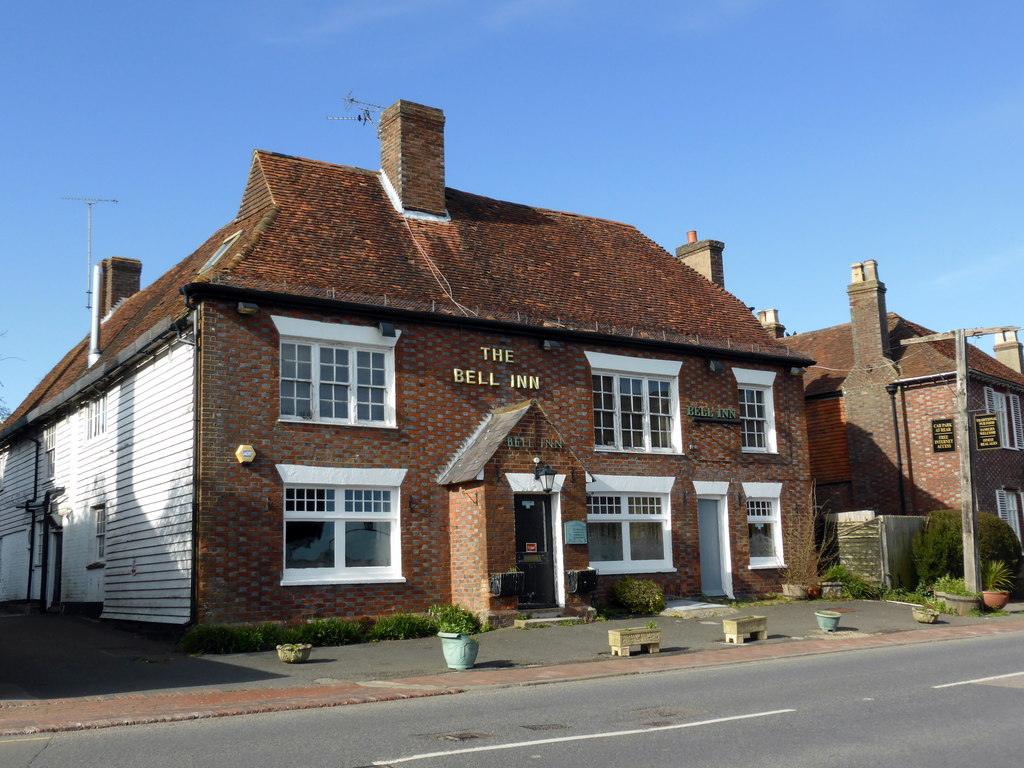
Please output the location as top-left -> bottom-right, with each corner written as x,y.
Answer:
563,520 -> 588,545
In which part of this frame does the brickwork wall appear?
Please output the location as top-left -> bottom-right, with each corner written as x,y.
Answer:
194,298 -> 811,624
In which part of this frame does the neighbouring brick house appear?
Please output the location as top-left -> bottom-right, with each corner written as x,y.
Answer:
780,260 -> 1024,540
0,100 -> 814,628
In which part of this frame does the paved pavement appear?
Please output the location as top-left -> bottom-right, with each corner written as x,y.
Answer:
3,599 -> 1024,735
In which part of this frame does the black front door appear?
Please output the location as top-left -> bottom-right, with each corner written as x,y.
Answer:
514,494 -> 556,606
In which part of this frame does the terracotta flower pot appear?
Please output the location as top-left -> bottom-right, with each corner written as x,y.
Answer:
982,590 -> 1010,610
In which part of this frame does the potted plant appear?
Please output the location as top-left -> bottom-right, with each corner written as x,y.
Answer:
430,604 -> 483,670
566,568 -> 598,594
932,575 -> 981,616
981,559 -> 1015,610
489,567 -> 525,597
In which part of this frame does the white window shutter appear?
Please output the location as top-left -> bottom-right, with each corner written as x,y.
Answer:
996,489 -> 1010,523
1009,393 -> 1024,449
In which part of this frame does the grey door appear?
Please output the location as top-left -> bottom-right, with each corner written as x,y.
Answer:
698,498 -> 725,596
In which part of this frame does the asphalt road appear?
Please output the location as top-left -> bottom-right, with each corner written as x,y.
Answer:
4,630 -> 1023,768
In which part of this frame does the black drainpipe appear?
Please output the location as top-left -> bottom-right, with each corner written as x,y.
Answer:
23,434 -> 41,606
885,383 -> 908,516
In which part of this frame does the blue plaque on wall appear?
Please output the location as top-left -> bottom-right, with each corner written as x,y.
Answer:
563,520 -> 588,545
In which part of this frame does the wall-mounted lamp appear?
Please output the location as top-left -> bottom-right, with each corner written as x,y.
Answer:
237,302 -> 260,315
378,321 -> 397,338
789,366 -> 805,376
706,359 -> 724,373
542,339 -> 562,350
533,459 -> 557,493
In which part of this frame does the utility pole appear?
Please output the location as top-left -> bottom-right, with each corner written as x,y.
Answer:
902,325 -> 1020,593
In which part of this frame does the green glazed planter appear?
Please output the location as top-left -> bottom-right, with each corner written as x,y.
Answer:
438,632 -> 479,670
815,610 -> 842,633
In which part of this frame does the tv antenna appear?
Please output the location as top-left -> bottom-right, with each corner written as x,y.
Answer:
62,196 -> 118,310
327,94 -> 384,135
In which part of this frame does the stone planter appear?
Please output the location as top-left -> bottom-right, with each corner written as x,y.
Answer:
608,627 -> 661,657
276,643 -> 313,663
912,606 -> 940,623
820,581 -> 844,600
934,591 -> 980,616
781,583 -> 809,600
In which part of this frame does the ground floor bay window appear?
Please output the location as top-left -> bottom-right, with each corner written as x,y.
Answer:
585,475 -> 675,574
276,465 -> 407,585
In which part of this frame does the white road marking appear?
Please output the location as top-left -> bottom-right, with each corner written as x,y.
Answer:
372,708 -> 797,765
933,671 -> 1024,689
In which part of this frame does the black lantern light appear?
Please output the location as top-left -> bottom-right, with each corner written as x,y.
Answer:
533,461 -> 557,493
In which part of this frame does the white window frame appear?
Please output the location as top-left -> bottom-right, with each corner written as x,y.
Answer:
43,425 -> 56,480
585,352 -> 682,454
585,474 -> 675,574
94,504 -> 107,561
733,368 -> 778,454
743,482 -> 784,569
277,464 -> 406,585
86,395 -> 107,440
273,316 -> 400,428
995,489 -> 1023,543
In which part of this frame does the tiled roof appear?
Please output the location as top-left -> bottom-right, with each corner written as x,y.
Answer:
787,313 -> 1024,397
7,149 -> 802,429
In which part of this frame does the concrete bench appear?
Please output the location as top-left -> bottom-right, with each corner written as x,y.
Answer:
722,615 -> 767,644
608,627 -> 661,657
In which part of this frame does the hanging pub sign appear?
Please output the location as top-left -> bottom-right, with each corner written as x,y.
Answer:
974,413 -> 1002,450
930,419 -> 955,453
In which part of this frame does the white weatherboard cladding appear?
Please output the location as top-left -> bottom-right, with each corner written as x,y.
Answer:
42,340 -> 196,623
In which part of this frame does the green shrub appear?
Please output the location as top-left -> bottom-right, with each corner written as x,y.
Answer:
180,623 -> 283,654
609,576 -> 666,615
368,613 -> 439,641
822,564 -> 881,600
292,618 -> 366,646
932,575 -> 978,597
429,604 -> 483,634
913,510 -> 1022,585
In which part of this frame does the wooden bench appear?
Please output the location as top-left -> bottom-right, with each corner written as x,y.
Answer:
608,627 -> 661,657
722,615 -> 767,644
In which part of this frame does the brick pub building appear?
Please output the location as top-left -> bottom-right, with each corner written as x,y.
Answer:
783,261 -> 1024,541
0,101 -> 813,627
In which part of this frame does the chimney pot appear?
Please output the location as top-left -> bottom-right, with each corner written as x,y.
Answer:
687,230 -> 698,244
994,330 -> 1024,373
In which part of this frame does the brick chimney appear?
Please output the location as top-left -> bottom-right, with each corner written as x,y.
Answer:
994,330 -> 1024,373
379,100 -> 446,217
757,309 -> 786,339
675,232 -> 725,288
99,256 -> 142,316
847,260 -> 890,368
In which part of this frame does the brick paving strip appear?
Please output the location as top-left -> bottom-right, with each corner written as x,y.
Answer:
4,619 -> 1023,736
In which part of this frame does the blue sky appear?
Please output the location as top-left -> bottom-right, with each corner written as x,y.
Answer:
2,1 -> 1022,413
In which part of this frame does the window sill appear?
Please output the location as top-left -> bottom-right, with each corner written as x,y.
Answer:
741,448 -> 778,455
86,561 -> 106,570
588,564 -> 674,575
748,562 -> 783,570
593,448 -> 682,457
278,417 -> 398,430
280,576 -> 406,587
